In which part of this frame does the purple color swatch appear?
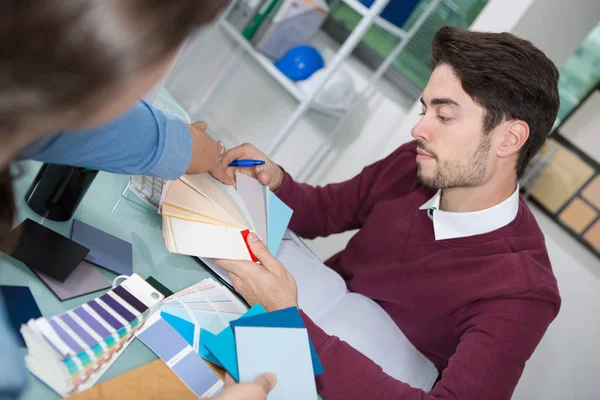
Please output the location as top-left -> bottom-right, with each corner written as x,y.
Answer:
34,260 -> 110,301
49,319 -> 83,353
137,318 -> 188,361
171,352 -> 218,396
113,285 -> 147,314
74,307 -> 110,339
100,294 -> 136,322
138,317 -> 219,397
60,313 -> 96,347
88,300 -> 123,330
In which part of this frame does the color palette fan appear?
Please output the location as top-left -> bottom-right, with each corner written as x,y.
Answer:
20,274 -> 164,397
137,277 -> 248,397
199,305 -> 322,400
160,173 -> 292,260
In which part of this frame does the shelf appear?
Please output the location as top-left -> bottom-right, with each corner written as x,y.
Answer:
219,20 -> 348,119
339,0 -> 408,39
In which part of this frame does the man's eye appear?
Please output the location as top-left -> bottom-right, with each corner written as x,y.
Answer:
437,115 -> 451,122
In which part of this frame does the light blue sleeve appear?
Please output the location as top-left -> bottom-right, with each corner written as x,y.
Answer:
19,101 -> 192,179
0,296 -> 27,400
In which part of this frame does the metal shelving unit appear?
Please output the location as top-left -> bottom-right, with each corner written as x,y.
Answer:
193,0 -> 440,179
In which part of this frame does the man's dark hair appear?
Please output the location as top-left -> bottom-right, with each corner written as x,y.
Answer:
431,27 -> 560,179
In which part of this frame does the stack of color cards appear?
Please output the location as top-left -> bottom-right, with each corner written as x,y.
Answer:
136,278 -> 248,397
160,172 -> 292,260
200,305 -> 323,400
20,274 -> 164,397
160,277 -> 249,343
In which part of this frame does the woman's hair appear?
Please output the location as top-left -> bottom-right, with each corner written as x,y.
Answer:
0,0 -> 228,244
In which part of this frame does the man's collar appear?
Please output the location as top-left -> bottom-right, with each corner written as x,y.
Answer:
419,185 -> 520,240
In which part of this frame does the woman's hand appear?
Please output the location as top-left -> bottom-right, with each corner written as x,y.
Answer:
185,121 -> 231,184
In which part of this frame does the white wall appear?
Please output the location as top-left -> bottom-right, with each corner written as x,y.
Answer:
560,91 -> 600,164
512,0 -> 600,68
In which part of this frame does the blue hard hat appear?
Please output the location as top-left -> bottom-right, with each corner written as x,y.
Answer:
274,46 -> 324,82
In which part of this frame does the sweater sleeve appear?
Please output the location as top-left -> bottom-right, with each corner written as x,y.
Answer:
19,101 -> 191,179
275,144 -> 417,239
300,296 -> 557,400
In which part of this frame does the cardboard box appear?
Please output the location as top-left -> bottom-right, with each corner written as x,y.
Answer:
251,0 -> 329,60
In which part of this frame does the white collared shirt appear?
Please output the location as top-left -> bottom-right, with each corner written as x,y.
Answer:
419,186 -> 520,240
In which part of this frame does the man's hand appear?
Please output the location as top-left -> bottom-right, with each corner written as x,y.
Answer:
220,143 -> 285,191
185,121 -> 231,183
216,232 -> 298,311
213,373 -> 276,400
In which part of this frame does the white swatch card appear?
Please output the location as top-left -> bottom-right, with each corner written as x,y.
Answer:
235,173 -> 268,246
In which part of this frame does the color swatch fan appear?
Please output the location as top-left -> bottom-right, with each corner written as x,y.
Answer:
20,274 -> 164,397
136,278 -> 249,398
199,305 -> 322,400
160,173 -> 292,260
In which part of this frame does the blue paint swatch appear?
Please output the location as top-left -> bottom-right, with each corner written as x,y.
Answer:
71,219 -> 133,275
0,286 -> 42,346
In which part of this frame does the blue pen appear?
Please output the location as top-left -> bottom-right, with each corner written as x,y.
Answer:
228,159 -> 266,167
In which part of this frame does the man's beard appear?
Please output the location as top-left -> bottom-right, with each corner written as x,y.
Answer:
417,134 -> 492,189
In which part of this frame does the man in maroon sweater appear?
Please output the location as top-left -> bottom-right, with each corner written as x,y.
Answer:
216,27 -> 561,399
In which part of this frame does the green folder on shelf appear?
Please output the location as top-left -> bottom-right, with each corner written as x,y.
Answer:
242,0 -> 282,40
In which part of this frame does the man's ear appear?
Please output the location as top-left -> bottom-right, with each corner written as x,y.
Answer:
497,120 -> 529,158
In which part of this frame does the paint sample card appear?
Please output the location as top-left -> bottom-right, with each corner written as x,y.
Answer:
267,192 -> 293,255
230,307 -> 323,376
235,326 -> 318,400
8,219 -> 89,282
199,329 -> 222,367
200,304 -> 267,381
236,173 -> 268,246
161,172 -> 293,262
180,174 -> 250,228
21,274 -> 164,397
159,277 -> 248,356
163,179 -> 246,228
145,276 -> 174,297
161,203 -> 235,226
161,311 -> 196,347
0,286 -> 42,346
166,217 -> 253,260
34,260 -> 111,301
71,219 -> 133,275
137,314 -> 222,397
161,308 -> 234,336
32,274 -> 160,358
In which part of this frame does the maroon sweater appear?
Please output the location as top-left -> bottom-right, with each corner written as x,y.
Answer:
275,141 -> 561,400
